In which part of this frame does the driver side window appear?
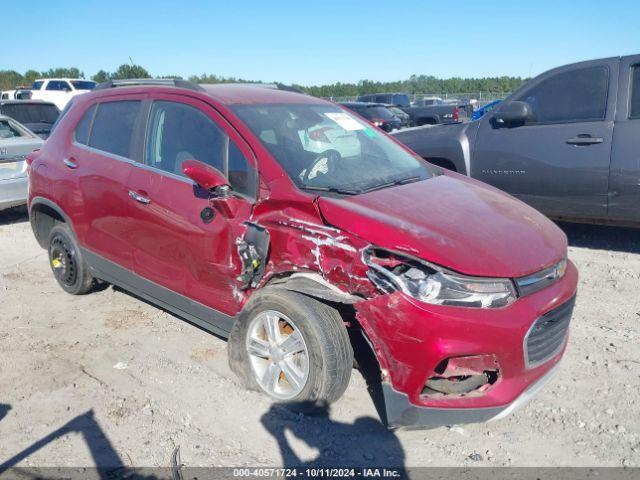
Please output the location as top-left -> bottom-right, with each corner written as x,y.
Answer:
514,65 -> 609,124
145,100 -> 256,199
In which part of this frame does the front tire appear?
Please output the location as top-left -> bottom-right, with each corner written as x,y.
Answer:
47,224 -> 94,295
228,288 -> 353,410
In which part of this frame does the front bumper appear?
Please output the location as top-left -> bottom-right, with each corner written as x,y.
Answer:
383,361 -> 561,428
355,260 -> 578,427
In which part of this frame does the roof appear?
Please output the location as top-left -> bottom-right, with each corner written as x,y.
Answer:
84,80 -> 327,107
200,83 -> 327,106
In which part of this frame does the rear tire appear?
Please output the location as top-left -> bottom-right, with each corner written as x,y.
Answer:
47,224 -> 94,295
228,288 -> 353,411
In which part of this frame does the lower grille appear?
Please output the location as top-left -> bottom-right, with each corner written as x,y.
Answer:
524,297 -> 575,369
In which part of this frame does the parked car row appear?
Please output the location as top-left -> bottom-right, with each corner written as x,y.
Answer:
350,92 -> 476,128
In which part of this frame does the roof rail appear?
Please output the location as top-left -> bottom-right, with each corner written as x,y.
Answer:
94,78 -> 205,92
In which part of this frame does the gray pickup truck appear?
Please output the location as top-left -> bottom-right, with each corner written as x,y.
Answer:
394,55 -> 640,227
357,92 -> 471,125
403,98 -> 472,126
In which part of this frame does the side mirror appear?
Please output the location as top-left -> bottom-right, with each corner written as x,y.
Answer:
492,101 -> 530,127
182,159 -> 229,193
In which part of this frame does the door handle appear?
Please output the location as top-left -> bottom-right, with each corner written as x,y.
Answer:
566,135 -> 604,145
63,158 -> 78,169
129,190 -> 151,205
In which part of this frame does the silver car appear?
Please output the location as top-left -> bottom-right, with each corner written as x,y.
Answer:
0,115 -> 43,211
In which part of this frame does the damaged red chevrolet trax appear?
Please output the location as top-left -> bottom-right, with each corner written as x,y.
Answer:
27,79 -> 578,428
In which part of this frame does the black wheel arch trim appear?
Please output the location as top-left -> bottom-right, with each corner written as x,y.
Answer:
29,197 -> 78,248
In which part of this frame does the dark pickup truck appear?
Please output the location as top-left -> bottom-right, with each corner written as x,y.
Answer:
402,98 -> 471,126
394,55 -> 640,227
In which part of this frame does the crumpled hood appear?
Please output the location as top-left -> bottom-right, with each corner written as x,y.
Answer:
317,173 -> 567,278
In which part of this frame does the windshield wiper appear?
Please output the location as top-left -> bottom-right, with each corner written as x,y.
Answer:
301,185 -> 361,195
359,176 -> 423,194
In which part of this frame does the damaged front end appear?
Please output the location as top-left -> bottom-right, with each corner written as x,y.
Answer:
236,222 -> 270,289
240,196 -> 575,430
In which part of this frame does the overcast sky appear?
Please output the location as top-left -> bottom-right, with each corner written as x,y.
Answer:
3,0 -> 639,85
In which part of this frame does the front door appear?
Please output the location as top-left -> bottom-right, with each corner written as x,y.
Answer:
609,55 -> 640,223
472,58 -> 618,220
127,94 -> 257,332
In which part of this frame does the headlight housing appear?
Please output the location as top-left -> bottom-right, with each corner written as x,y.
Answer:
363,247 -> 516,308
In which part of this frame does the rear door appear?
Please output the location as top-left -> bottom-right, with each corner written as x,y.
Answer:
472,58 -> 618,220
127,93 -> 257,330
67,95 -> 144,270
609,56 -> 640,223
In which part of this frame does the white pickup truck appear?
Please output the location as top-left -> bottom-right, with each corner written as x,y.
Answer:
30,78 -> 96,110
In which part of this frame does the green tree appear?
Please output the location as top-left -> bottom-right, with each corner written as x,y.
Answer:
23,70 -> 40,85
0,70 -> 24,90
41,67 -> 84,79
91,70 -> 110,83
110,64 -> 151,80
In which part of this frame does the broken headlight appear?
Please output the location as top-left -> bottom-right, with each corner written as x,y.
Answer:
363,247 -> 516,308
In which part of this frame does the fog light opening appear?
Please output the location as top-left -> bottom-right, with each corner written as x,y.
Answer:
421,355 -> 501,398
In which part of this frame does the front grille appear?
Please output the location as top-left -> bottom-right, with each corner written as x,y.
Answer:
524,296 -> 575,369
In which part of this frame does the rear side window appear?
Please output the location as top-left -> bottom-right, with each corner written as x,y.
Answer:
630,65 -> 640,119
145,100 -> 256,199
515,65 -> 609,124
74,104 -> 96,145
89,101 -> 141,157
70,80 -> 96,90
32,81 -> 44,90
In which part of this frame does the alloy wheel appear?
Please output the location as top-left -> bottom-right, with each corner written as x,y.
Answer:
245,310 -> 310,400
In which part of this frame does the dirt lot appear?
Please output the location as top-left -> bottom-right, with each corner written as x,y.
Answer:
0,206 -> 639,469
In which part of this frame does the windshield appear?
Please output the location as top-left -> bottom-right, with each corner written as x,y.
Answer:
70,80 -> 96,90
1,103 -> 59,125
232,103 -> 437,194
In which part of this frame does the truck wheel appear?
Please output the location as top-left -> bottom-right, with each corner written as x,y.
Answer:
47,224 -> 94,295
228,288 -> 353,410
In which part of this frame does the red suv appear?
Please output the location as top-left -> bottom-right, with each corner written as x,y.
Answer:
27,79 -> 578,428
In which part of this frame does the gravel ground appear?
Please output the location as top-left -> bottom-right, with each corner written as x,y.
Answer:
0,206 -> 638,469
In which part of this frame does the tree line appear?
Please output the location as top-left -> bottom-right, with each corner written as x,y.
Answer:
0,64 -> 527,97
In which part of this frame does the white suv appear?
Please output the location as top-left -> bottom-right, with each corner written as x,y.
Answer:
30,78 -> 97,110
